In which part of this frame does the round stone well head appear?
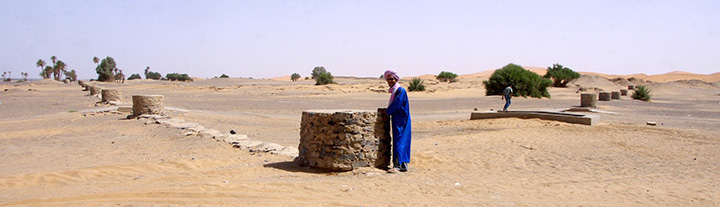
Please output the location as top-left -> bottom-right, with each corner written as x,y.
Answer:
296,109 -> 391,171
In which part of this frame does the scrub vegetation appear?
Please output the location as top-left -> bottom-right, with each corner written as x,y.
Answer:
544,63 -> 580,87
632,85 -> 652,101
483,63 -> 552,98
312,66 -> 335,85
436,71 -> 458,82
408,77 -> 426,91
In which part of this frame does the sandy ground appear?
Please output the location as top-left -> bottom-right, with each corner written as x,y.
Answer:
1,73 -> 719,206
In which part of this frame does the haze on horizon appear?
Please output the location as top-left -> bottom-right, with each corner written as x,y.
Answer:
1,0 -> 719,80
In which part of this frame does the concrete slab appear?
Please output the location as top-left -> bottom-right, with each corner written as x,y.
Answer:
470,110 -> 599,126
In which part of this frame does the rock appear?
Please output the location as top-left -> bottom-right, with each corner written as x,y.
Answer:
647,122 -> 657,126
277,146 -> 299,157
200,129 -> 225,139
258,142 -> 285,153
233,140 -> 263,149
224,134 -> 249,144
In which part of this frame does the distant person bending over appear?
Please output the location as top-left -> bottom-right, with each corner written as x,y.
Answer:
502,84 -> 513,111
384,70 -> 412,173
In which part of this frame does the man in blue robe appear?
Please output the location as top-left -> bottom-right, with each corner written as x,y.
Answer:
384,70 -> 412,173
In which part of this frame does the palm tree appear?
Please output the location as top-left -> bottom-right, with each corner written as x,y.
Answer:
44,66 -> 53,79
54,60 -> 66,81
93,56 -> 99,65
145,66 -> 150,75
36,59 -> 47,78
51,56 -> 57,65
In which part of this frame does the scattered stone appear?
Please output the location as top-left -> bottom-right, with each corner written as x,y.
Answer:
224,134 -> 249,144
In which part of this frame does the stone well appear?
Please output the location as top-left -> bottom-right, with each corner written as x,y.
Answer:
101,89 -> 122,102
580,93 -> 597,107
132,95 -> 164,116
598,92 -> 611,101
620,89 -> 628,96
89,86 -> 102,95
611,91 -> 621,99
296,109 -> 391,171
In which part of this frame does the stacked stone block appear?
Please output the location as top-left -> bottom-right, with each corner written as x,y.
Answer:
296,109 -> 391,171
89,86 -> 102,95
132,95 -> 164,116
580,93 -> 597,107
101,89 -> 122,102
611,91 -> 621,99
598,92 -> 611,101
620,89 -> 628,96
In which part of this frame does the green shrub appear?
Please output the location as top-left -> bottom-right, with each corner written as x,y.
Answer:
165,73 -> 192,81
95,57 -> 116,82
632,85 -> 652,101
219,74 -> 229,78
543,63 -> 579,87
437,71 -> 458,82
315,72 -> 335,85
291,73 -> 301,81
311,66 -> 327,79
483,63 -> 552,98
128,74 -> 142,80
146,71 -> 162,80
408,77 -> 426,91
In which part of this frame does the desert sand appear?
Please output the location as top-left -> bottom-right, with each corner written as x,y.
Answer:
1,71 -> 719,206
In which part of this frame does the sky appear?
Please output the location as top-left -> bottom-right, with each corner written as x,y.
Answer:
1,0 -> 719,80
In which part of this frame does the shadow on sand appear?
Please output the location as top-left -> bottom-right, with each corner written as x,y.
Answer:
263,161 -> 336,174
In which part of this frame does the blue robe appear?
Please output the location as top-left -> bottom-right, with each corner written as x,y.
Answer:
386,87 -> 412,165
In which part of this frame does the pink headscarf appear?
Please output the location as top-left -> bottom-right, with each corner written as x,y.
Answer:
384,70 -> 400,106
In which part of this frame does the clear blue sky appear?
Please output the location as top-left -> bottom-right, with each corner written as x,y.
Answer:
1,0 -> 718,80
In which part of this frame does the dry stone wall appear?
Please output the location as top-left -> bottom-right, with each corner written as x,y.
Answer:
132,95 -> 164,116
296,109 -> 390,171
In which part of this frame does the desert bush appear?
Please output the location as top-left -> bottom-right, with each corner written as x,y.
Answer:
315,71 -> 335,85
219,74 -> 229,78
95,57 -> 117,82
408,77 -> 426,91
166,73 -> 192,81
437,71 -> 458,82
543,63 -> 579,87
311,66 -> 327,79
483,63 -> 552,98
146,71 -> 162,80
632,85 -> 652,101
128,74 -> 142,80
291,73 -> 301,81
